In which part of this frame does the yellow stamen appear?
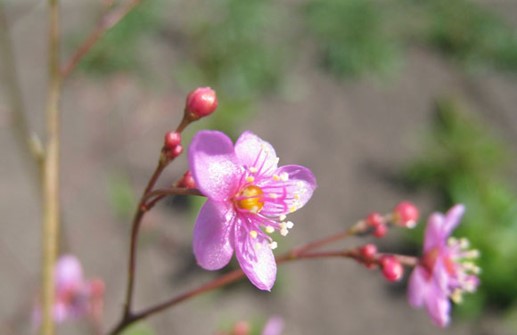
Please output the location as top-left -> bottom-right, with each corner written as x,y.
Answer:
235,185 -> 265,212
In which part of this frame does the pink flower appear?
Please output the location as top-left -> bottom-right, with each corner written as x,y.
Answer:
261,316 -> 285,335
188,130 -> 317,290
34,255 -> 105,325
407,205 -> 480,327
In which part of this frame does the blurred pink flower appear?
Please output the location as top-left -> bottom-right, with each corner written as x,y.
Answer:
34,255 -> 104,325
261,316 -> 284,335
408,205 -> 480,327
188,130 -> 317,290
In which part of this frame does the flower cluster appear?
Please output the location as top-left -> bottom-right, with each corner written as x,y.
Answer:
188,130 -> 317,290
408,205 -> 480,327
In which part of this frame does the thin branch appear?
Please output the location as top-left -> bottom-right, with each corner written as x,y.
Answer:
122,159 -> 167,319
109,247 -> 420,335
288,220 -> 369,257
60,0 -> 142,78
41,0 -> 62,334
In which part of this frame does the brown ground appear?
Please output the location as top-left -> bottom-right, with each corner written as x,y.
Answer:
1,2 -> 517,335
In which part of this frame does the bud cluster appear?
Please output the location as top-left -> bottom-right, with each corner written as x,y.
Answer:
162,131 -> 183,159
356,244 -> 405,282
363,201 -> 419,238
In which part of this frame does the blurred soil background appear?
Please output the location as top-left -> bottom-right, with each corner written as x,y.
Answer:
2,0 -> 517,334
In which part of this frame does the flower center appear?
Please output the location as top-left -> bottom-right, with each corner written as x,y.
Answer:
422,247 -> 456,277
235,185 -> 264,213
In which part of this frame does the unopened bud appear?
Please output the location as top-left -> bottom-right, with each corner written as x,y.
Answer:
359,243 -> 377,261
373,223 -> 388,238
185,87 -> 218,120
366,212 -> 384,228
177,170 -> 196,189
164,131 -> 181,150
380,256 -> 404,282
393,201 -> 419,228
171,145 -> 183,158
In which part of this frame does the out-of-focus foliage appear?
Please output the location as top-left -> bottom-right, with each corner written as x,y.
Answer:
121,322 -> 155,335
175,0 -> 289,135
180,0 -> 286,100
404,98 -> 517,315
304,0 -> 517,77
425,0 -> 517,71
73,1 -> 163,76
72,0 -> 517,82
305,0 -> 401,78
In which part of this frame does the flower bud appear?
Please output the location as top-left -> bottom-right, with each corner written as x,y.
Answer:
373,223 -> 388,238
164,131 -> 181,150
393,201 -> 419,228
380,256 -> 404,282
177,170 -> 196,189
170,145 -> 183,158
366,212 -> 384,228
359,243 -> 377,261
185,87 -> 218,120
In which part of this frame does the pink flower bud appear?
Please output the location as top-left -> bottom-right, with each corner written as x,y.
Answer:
393,201 -> 419,228
185,87 -> 218,119
178,170 -> 196,189
373,223 -> 388,238
359,243 -> 377,261
380,256 -> 404,282
366,212 -> 384,228
171,145 -> 183,158
164,131 -> 181,150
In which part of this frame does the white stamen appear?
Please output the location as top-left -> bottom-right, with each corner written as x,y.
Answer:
269,241 -> 278,250
279,214 -> 287,221
280,172 -> 289,181
465,249 -> 480,259
249,167 -> 258,173
265,226 -> 275,234
286,221 -> 294,229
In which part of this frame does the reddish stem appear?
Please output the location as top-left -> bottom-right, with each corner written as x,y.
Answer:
109,249 -> 356,334
289,220 -> 368,257
122,160 -> 167,317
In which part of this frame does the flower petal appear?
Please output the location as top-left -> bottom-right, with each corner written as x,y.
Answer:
424,291 -> 450,328
193,200 -> 234,270
262,316 -> 285,335
188,130 -> 242,201
235,131 -> 278,176
443,204 -> 465,237
234,222 -> 277,291
407,266 -> 429,308
260,165 -> 316,217
55,255 -> 83,290
423,213 -> 445,253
